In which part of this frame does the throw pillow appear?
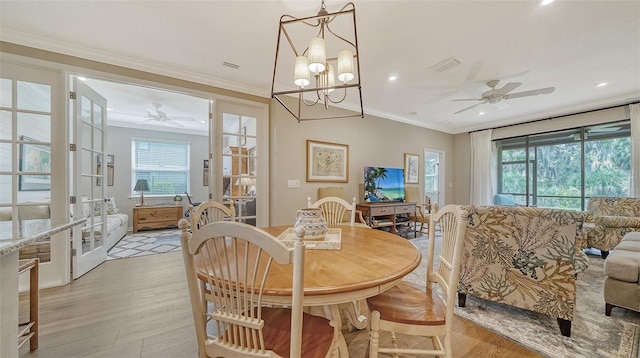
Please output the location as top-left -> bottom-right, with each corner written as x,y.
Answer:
106,197 -> 119,214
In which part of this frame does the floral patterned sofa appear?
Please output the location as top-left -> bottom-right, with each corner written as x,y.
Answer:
458,205 -> 589,337
583,196 -> 640,258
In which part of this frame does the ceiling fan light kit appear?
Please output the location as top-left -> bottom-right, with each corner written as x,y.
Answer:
453,80 -> 556,114
271,0 -> 364,122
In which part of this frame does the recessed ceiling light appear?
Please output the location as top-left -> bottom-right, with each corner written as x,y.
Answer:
596,82 -> 608,87
478,111 -> 485,116
106,107 -> 113,111
389,76 -> 397,81
540,0 -> 555,5
199,120 -> 206,123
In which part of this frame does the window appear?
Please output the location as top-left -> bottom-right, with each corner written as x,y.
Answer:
131,139 -> 190,196
496,121 -> 631,210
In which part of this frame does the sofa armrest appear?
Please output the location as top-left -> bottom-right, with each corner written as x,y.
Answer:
593,216 -> 640,228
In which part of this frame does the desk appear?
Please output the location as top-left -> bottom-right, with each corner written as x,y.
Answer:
0,218 -> 86,357
257,226 -> 421,356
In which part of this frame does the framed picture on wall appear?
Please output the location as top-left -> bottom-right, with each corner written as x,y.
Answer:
306,140 -> 349,183
18,135 -> 51,191
404,153 -> 419,184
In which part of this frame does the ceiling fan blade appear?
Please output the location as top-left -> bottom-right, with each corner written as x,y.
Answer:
454,101 -> 486,114
168,116 -> 196,121
505,87 -> 555,99
451,98 -> 484,102
495,82 -> 522,95
163,120 -> 185,128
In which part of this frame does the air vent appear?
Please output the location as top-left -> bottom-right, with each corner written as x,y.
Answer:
223,62 -> 240,69
429,57 -> 461,73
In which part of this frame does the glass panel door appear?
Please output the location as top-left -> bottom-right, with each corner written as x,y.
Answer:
72,79 -> 107,278
214,101 -> 267,226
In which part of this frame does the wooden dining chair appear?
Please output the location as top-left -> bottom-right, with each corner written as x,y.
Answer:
189,200 -> 235,229
366,205 -> 469,358
179,220 -> 339,358
307,196 -> 370,228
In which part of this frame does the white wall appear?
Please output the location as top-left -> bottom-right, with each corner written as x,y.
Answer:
105,125 -> 209,227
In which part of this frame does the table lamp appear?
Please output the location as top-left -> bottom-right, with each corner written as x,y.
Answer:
134,179 -> 149,206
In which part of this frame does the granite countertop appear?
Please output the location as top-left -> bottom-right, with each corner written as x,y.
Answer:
0,218 -> 87,256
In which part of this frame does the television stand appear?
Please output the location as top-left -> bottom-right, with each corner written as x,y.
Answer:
356,202 -> 416,237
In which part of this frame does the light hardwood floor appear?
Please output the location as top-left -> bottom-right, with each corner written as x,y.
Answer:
19,252 -> 541,358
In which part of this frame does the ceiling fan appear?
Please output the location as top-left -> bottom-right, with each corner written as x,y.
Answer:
452,80 -> 556,114
136,102 -> 196,127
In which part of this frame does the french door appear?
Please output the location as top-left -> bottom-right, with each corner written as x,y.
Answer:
424,149 -> 444,208
71,79 -> 108,278
213,100 -> 268,226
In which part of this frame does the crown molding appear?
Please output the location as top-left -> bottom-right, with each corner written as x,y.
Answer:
0,29 -> 270,98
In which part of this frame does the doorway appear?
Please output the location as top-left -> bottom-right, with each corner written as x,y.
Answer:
423,149 -> 444,208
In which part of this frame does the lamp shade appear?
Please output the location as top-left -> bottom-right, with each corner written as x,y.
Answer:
134,179 -> 149,192
337,49 -> 355,82
326,64 -> 335,92
294,56 -> 311,87
307,37 -> 326,74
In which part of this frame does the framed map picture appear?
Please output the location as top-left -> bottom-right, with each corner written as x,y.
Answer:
306,140 -> 349,182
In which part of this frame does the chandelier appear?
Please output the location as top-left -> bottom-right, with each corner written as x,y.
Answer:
271,1 -> 364,122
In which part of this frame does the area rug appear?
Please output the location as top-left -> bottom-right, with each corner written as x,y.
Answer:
405,238 -> 640,358
107,229 -> 181,260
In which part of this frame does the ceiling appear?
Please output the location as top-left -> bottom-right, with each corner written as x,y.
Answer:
1,0 -> 639,134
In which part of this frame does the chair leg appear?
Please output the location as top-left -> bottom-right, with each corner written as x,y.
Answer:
457,292 -> 466,307
369,310 -> 380,358
605,303 -> 614,316
30,259 -> 38,351
557,318 -> 571,337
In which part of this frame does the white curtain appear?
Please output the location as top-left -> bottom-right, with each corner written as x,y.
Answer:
469,129 -> 494,205
630,104 -> 640,197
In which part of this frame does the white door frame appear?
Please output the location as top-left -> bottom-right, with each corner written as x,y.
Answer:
423,148 -> 445,207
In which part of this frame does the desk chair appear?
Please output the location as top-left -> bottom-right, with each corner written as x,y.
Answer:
404,187 -> 438,236
367,205 -> 468,358
180,220 -> 338,357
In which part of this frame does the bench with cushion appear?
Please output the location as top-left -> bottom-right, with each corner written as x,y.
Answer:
604,232 -> 640,315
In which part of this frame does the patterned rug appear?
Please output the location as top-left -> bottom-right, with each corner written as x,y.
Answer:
405,238 -> 640,358
107,229 -> 181,260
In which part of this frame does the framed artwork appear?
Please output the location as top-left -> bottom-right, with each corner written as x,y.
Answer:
106,154 -> 114,164
19,135 -> 51,191
404,153 -> 419,184
306,140 -> 349,183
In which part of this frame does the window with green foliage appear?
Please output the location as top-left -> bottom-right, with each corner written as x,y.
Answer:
496,121 -> 631,210
131,139 -> 190,196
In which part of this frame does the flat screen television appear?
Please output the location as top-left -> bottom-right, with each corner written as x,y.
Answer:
364,166 -> 405,202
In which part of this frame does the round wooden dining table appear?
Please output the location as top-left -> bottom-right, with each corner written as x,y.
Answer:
259,225 -> 422,305
260,225 -> 422,357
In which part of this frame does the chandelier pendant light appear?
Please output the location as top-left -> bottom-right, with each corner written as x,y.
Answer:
271,1 -> 364,122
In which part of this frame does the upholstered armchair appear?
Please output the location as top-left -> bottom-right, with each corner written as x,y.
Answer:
583,196 -> 640,258
458,205 -> 589,337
